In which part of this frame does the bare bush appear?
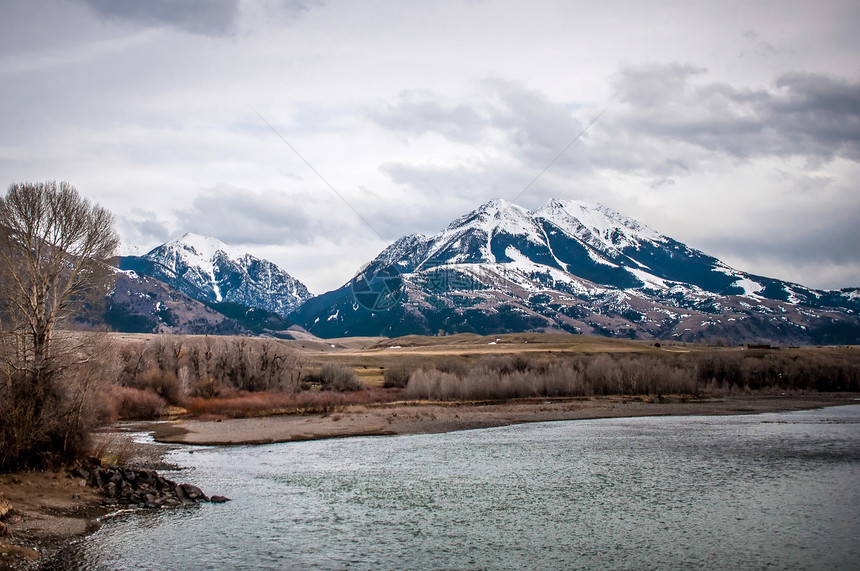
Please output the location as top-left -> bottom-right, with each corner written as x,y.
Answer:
306,363 -> 365,392
404,348 -> 860,403
111,387 -> 166,420
404,369 -> 461,400
191,375 -> 221,399
116,336 -> 304,401
540,360 -> 588,396
383,363 -> 413,388
405,352 -> 704,401
435,356 -> 469,377
131,368 -> 183,406
475,354 -> 536,375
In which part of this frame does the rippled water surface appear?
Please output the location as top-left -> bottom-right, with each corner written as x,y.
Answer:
51,405 -> 860,570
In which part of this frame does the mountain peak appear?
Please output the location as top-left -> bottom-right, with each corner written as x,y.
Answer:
538,197 -> 601,213
478,197 -> 529,216
446,197 -> 533,233
164,232 -> 238,262
481,197 -> 516,209
533,198 -> 663,249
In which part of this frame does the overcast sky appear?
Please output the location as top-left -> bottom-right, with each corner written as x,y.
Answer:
1,0 -> 859,293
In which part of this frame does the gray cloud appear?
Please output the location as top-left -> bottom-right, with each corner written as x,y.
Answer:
129,218 -> 170,242
382,162 -> 487,198
609,65 -> 860,165
368,91 -> 487,143
699,198 -> 860,290
76,0 -> 319,36
174,187 -> 323,245
374,67 -> 860,199
117,209 -> 171,249
369,79 -> 584,166
78,0 -> 240,36
712,206 -> 860,268
612,63 -> 709,110
483,78 -> 584,165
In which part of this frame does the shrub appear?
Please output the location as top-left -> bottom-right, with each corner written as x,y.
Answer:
191,376 -> 221,399
383,364 -> 412,388
111,387 -> 166,420
132,368 -> 183,405
115,336 -> 305,401
476,354 -> 535,375
435,356 -> 468,377
404,352 -> 712,402
314,363 -> 365,392
404,369 -> 460,400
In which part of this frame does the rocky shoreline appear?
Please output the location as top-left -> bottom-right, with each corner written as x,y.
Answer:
0,456 -> 226,569
75,457 -> 229,509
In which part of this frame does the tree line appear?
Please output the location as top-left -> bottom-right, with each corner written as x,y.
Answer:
402,350 -> 860,401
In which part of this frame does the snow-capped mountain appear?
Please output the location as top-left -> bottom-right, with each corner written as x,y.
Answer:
293,198 -> 860,344
119,233 -> 311,317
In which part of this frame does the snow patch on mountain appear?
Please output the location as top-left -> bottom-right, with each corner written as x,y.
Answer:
626,268 -> 670,290
733,277 -> 764,300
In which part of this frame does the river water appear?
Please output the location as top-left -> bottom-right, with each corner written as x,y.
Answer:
50,405 -> 859,570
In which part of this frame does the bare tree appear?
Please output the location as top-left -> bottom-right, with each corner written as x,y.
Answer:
0,181 -> 119,470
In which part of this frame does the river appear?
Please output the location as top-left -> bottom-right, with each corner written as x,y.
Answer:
48,405 -> 860,570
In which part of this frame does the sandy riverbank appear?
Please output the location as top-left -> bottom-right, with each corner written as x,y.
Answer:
153,393 -> 859,446
0,470 -> 108,569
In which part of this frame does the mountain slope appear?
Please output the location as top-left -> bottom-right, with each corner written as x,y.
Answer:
104,267 -> 297,335
292,198 -> 860,344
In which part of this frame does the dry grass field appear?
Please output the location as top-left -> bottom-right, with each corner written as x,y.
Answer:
297,332 -> 670,387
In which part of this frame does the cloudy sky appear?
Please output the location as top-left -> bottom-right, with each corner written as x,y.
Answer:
1,0 -> 859,293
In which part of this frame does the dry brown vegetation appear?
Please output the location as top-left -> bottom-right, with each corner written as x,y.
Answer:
184,388 -> 401,418
109,336 -> 384,419
301,362 -> 366,391
110,335 -> 304,417
404,349 -> 860,401
105,334 -> 860,421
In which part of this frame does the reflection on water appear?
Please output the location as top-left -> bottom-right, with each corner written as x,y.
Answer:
50,405 -> 860,570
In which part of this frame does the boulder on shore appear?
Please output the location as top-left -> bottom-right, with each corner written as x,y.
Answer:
75,457 -> 228,510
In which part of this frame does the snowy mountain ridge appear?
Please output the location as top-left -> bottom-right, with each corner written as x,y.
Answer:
118,233 -> 311,318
